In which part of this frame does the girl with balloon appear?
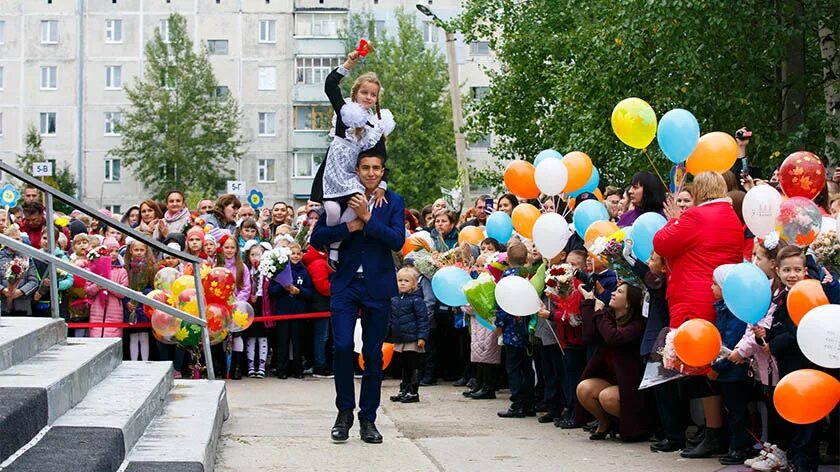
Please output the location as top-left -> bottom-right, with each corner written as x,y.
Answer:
124,239 -> 156,361
243,239 -> 273,378
217,232 -> 252,379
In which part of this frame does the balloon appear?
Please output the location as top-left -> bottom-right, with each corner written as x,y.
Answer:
796,305 -> 840,368
584,221 -> 620,250
229,300 -> 255,333
685,132 -> 738,175
530,263 -> 546,294
143,289 -> 170,319
722,263 -> 772,325
202,267 -> 235,304
173,320 -> 202,348
774,369 -> 840,424
151,310 -> 181,341
776,196 -> 821,247
153,267 -> 180,293
611,98 -> 657,149
504,161 -> 540,199
535,158 -> 568,196
511,204 -> 541,239
532,213 -> 570,260
569,167 -> 600,198
183,260 -> 212,277
572,199 -> 609,238
402,231 -> 433,256
743,185 -> 783,239
787,280 -> 829,326
495,275 -> 540,316
152,328 -> 176,345
475,314 -> 494,330
458,226 -> 485,245
358,342 -> 394,371
631,212 -> 668,263
562,151 -> 593,193
353,318 -> 363,354
170,275 -> 196,300
486,211 -> 513,244
177,288 -> 199,315
431,266 -> 472,306
656,109 -> 700,164
779,151 -> 826,200
534,149 -> 563,167
205,302 -> 231,345
673,319 -> 722,367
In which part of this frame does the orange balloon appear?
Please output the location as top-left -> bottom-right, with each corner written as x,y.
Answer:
562,152 -> 593,193
504,161 -> 540,199
774,369 -> 840,424
358,342 -> 395,370
511,204 -> 541,239
401,235 -> 431,256
594,188 -> 603,201
458,226 -> 485,245
685,132 -> 738,175
584,221 -> 620,249
787,279 -> 829,325
673,319 -> 722,367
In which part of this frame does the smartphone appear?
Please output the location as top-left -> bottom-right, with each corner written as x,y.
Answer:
741,158 -> 749,176
484,198 -> 494,215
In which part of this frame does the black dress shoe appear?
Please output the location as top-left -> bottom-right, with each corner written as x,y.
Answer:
524,409 -> 537,417
419,377 -> 436,386
452,377 -> 469,387
555,417 -> 584,429
537,413 -> 557,424
497,408 -> 526,418
583,420 -> 599,433
462,389 -> 479,397
650,438 -> 686,453
718,448 -> 756,465
534,401 -> 548,413
469,389 -> 496,400
359,420 -> 383,444
331,410 -> 354,443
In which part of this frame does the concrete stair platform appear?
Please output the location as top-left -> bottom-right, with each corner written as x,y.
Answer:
124,380 -> 228,472
0,318 -> 65,372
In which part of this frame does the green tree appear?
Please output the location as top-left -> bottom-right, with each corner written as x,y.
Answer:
109,13 -> 245,200
457,0 -> 839,185
341,10 -> 457,208
16,125 -> 77,213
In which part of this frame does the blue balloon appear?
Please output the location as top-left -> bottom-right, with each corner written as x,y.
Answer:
631,212 -> 667,262
475,315 -> 494,330
431,267 -> 472,307
572,200 -> 609,237
486,211 -> 513,244
722,263 -> 772,325
534,149 -> 563,167
569,167 -> 600,198
657,109 -> 700,164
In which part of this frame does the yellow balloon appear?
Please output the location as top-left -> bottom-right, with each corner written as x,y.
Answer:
170,275 -> 196,300
611,98 -> 657,149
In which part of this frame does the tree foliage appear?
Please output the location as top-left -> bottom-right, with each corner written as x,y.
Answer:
16,125 -> 77,213
458,0 -> 840,185
341,10 -> 457,208
109,13 -> 245,200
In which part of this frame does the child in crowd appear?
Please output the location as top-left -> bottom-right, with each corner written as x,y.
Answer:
217,232 -> 252,379
535,249 -> 566,425
124,239 -> 156,361
185,226 -> 207,260
388,267 -> 429,403
32,229 -> 74,318
67,233 -> 92,336
0,226 -> 40,316
86,237 -> 128,338
243,240 -> 272,378
269,243 -> 312,379
462,253 -> 503,400
203,235 -> 218,264
236,218 -> 260,251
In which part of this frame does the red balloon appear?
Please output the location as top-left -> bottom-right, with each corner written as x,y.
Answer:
673,319 -> 722,367
143,289 -> 170,318
202,268 -> 235,304
205,302 -> 232,345
357,343 -> 394,370
779,151 -> 826,200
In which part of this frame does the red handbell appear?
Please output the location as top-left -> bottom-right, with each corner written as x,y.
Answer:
356,38 -> 371,57
779,151 -> 825,200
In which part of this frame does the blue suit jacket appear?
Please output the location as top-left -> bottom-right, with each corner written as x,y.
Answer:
310,190 -> 405,300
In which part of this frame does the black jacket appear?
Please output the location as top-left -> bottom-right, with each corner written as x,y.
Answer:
388,291 -> 429,343
766,289 -> 813,377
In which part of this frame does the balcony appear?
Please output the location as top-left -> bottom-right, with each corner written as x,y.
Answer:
294,0 -> 349,11
293,130 -> 330,149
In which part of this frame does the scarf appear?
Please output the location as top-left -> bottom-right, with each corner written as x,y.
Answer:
164,207 -> 189,224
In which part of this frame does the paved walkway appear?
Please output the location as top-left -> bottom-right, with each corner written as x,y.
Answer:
215,376 -> 731,471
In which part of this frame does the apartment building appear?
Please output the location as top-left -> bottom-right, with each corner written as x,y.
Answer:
0,0 -> 494,213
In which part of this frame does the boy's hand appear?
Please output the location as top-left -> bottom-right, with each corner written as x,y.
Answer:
728,350 -> 745,364
417,339 -> 426,349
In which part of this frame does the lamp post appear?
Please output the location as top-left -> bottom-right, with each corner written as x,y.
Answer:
416,3 -> 470,207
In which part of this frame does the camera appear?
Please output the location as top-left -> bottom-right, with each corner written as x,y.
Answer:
735,129 -> 753,140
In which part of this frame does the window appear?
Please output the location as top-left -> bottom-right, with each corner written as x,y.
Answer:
0,21 -> 5,44
258,112 -> 276,136
470,41 -> 490,56
105,19 -> 122,43
40,66 -> 57,90
104,159 -> 121,182
294,13 -> 346,38
207,40 -> 228,55
213,85 -> 229,98
105,65 -> 122,89
39,112 -> 56,136
470,87 -> 491,147
40,20 -> 58,44
159,19 -> 170,43
257,159 -> 276,182
294,105 -> 332,131
258,66 -> 276,90
0,67 -> 4,90
295,56 -> 340,85
374,20 -> 385,37
471,86 -> 489,100
293,152 -> 323,178
422,21 -> 437,43
0,113 -> 4,136
105,204 -> 121,214
104,112 -> 122,135
259,20 -> 276,43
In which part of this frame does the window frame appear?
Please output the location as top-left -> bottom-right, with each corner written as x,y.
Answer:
469,41 -> 491,56
39,112 -> 57,136
40,66 -> 57,90
257,66 -> 276,91
0,20 -> 6,45
257,158 -> 276,183
207,39 -> 229,55
0,66 -> 4,91
294,56 -> 341,85
104,158 -> 121,182
293,104 -> 332,131
0,112 -> 4,137
104,111 -> 122,136
422,21 -> 437,43
292,152 -> 323,178
294,12 -> 347,38
159,19 -> 170,43
40,20 -> 58,44
257,112 -> 276,137
105,19 -> 123,43
104,65 -> 123,90
258,20 -> 276,43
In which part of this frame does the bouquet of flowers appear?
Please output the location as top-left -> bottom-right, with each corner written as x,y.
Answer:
811,229 -> 840,273
463,272 -> 497,325
4,257 -> 29,283
544,263 -> 575,298
259,247 -> 292,286
589,231 -> 643,288
87,245 -> 112,280
409,249 -> 438,280
485,252 -> 509,282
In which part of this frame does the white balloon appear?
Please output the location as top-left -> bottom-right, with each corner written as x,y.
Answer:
535,158 -> 569,196
495,275 -> 541,317
797,305 -> 840,368
353,318 -> 363,354
820,216 -> 836,236
743,185 -> 782,239
532,213 -> 570,259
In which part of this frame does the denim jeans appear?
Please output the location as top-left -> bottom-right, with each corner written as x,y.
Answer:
311,317 -> 330,369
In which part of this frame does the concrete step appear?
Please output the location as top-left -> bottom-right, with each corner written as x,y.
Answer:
1,362 -> 173,472
0,337 -> 122,463
124,380 -> 229,472
0,317 -> 65,372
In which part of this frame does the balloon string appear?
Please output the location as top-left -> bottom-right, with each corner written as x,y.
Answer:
642,148 -> 669,191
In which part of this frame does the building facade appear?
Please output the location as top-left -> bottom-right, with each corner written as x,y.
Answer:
0,0 -> 494,213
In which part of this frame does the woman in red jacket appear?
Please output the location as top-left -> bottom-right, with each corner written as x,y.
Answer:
652,171 -> 744,458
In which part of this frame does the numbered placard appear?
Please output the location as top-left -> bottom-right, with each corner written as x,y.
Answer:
226,180 -> 246,196
32,162 -> 53,177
